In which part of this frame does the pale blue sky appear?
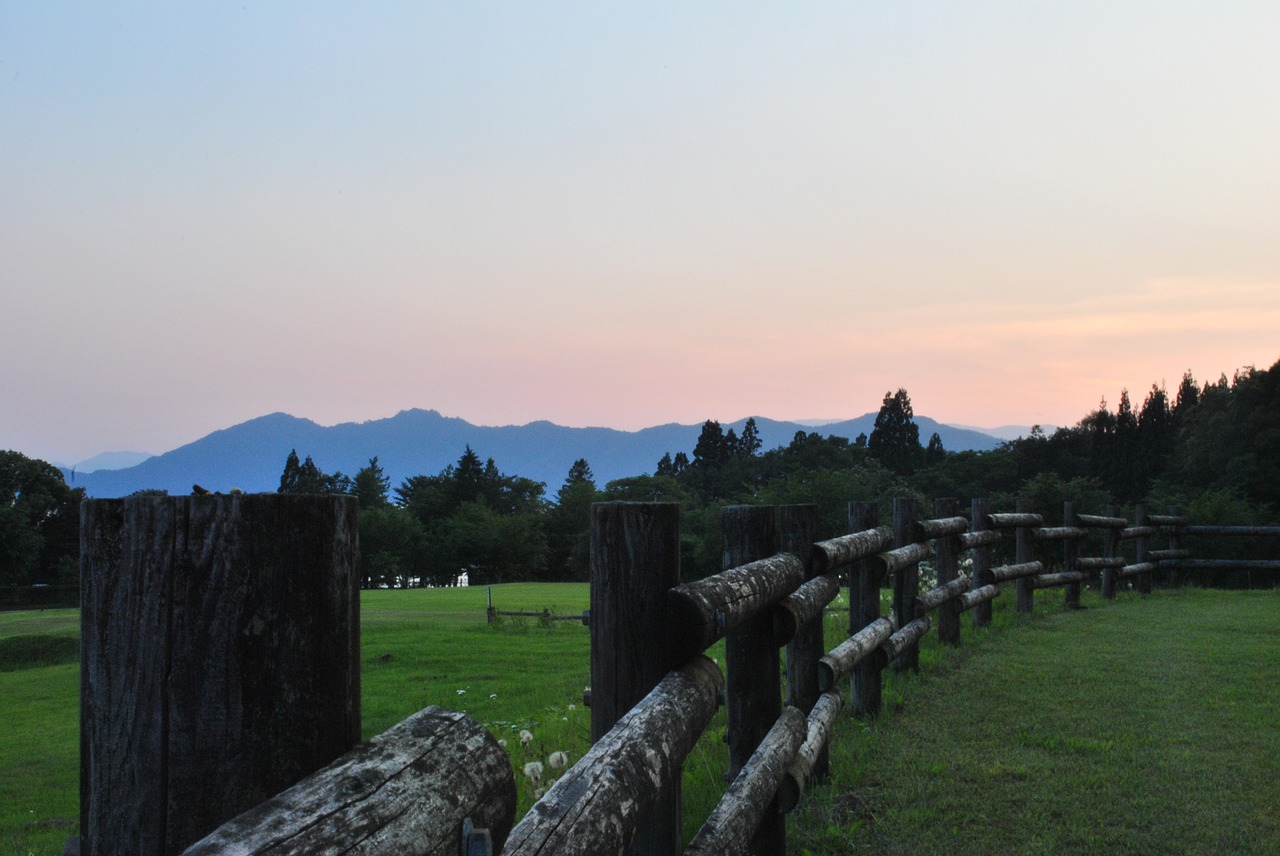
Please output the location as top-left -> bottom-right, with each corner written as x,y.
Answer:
3,2 -> 1278,463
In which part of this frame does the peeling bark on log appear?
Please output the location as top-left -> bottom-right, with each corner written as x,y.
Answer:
876,542 -> 931,576
1077,514 -> 1128,529
684,708 -> 806,856
1119,562 -> 1157,578
1077,557 -> 1125,570
812,526 -> 893,574
1034,527 -> 1088,541
504,657 -> 723,856
957,584 -> 1001,611
818,618 -> 894,691
879,617 -> 930,668
181,707 -> 514,856
1031,571 -> 1086,589
81,495 -> 360,856
1148,549 -> 1191,561
773,573 -> 839,646
776,693 -> 844,814
913,516 -> 969,541
1121,526 -> 1158,540
989,561 -> 1044,583
668,552 -> 804,663
913,576 -> 970,617
986,512 -> 1044,529
958,529 -> 1002,550
1184,525 -> 1280,537
1147,514 -> 1191,526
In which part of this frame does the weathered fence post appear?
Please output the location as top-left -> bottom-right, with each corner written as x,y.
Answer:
1102,504 -> 1120,599
779,504 -> 823,780
590,501 -> 683,856
722,504 -> 784,855
80,494 -> 360,856
1135,504 -> 1152,595
1015,497 -> 1035,615
933,498 -> 962,645
1064,501 -> 1081,608
849,502 -> 882,716
971,498 -> 994,627
892,497 -> 920,672
1167,505 -> 1184,586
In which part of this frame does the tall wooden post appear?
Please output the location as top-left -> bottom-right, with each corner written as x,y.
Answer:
1102,504 -> 1120,600
722,505 -> 783,856
779,504 -> 823,779
849,502 -> 882,716
971,498 -> 994,627
80,494 -> 360,856
1135,504 -> 1152,595
1015,497 -> 1035,615
934,497 -> 961,645
1064,501 -> 1081,608
590,501 -> 683,856
892,497 -> 920,672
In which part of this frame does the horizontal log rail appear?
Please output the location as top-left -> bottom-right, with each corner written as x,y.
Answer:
914,576 -> 972,617
957,584 -> 1002,611
1118,561 -> 1158,578
181,707 -> 515,856
876,541 -> 932,576
773,572 -> 841,645
668,552 -> 806,662
1121,525 -> 1159,540
1031,571 -> 1086,589
1076,514 -> 1128,529
1169,559 -> 1280,571
812,526 -> 894,573
1034,526 -> 1088,541
1183,525 -> 1280,537
958,529 -> 1002,550
777,691 -> 844,813
1076,556 -> 1125,570
503,656 -> 723,854
986,512 -> 1045,529
989,561 -> 1045,583
818,618 -> 895,691
913,516 -> 969,540
1147,514 -> 1191,526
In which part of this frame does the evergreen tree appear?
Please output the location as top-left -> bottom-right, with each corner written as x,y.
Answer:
740,417 -> 763,457
867,389 -> 922,474
352,456 -> 391,509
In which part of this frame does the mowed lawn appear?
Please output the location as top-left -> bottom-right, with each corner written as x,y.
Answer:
3,585 -> 1279,855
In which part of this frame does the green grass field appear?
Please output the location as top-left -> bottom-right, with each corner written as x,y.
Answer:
3,585 -> 1278,855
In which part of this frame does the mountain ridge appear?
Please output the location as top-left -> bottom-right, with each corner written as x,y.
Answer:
63,409 -> 1008,498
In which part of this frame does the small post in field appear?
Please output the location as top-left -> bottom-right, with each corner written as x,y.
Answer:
1102,504 -> 1121,599
1064,501 -> 1082,608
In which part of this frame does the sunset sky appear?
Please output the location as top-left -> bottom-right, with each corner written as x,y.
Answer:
3,2 -> 1278,465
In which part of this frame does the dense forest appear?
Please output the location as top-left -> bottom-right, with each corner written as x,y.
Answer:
3,358 -> 1278,590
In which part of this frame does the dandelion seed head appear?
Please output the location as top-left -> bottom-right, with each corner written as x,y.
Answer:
519,729 -> 534,747
549,751 -> 569,769
523,761 -> 544,782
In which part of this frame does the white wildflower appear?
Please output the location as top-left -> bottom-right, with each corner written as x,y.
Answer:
548,751 -> 569,769
498,738 -> 507,749
523,761 -> 544,782
519,729 -> 534,747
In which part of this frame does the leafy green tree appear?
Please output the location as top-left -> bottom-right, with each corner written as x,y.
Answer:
739,417 -> 763,457
0,451 -> 84,586
867,389 -> 923,474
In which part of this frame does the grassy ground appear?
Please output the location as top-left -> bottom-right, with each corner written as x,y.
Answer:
3,586 -> 1278,854
791,587 -> 1280,855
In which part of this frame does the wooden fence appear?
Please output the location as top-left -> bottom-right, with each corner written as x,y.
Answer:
77,495 -> 1279,856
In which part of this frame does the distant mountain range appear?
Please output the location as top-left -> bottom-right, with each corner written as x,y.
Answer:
62,409 -> 1011,498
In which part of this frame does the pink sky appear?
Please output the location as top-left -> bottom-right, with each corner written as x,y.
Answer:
3,3 -> 1278,464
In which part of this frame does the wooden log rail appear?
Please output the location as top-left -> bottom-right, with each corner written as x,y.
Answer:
182,706 -> 516,855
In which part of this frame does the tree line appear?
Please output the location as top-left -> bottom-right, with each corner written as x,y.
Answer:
3,357 -> 1277,589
